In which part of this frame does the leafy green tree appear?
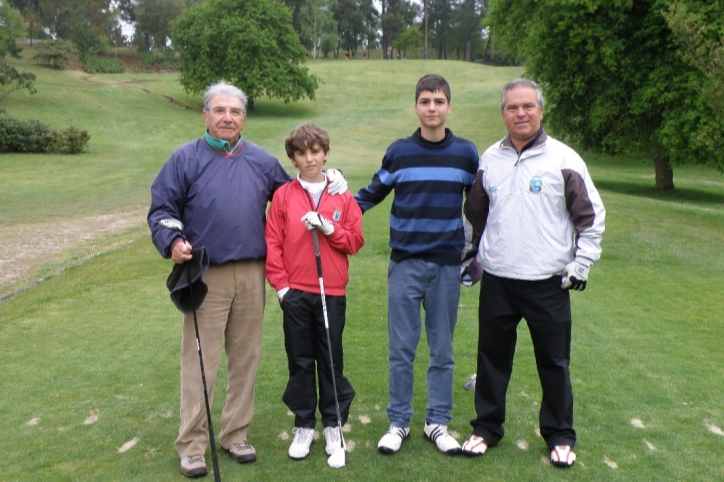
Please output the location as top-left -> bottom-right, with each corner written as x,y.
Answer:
664,2 -> 724,117
334,0 -> 366,56
380,0 -> 418,58
392,26 -> 422,58
0,1 -> 25,58
428,0 -> 452,59
33,39 -> 75,69
172,0 -> 319,110
298,0 -> 337,58
0,65 -> 36,101
450,0 -> 486,61
135,0 -> 186,50
490,0 -> 724,190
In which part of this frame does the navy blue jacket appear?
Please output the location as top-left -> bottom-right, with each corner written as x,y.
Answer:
148,139 -> 291,265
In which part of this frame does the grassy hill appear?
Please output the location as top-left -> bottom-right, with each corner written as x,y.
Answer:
1,48 -> 723,481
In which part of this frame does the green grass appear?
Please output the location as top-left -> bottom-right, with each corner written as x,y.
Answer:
1,48 -> 724,481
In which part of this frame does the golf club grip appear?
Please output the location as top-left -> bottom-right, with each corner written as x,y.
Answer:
312,229 -> 323,277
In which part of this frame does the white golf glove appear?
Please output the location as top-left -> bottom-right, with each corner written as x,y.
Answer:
301,211 -> 335,235
326,169 -> 348,195
561,260 -> 590,291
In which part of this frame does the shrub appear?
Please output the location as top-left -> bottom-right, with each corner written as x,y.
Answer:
33,40 -> 76,69
83,56 -> 124,74
0,111 -> 90,154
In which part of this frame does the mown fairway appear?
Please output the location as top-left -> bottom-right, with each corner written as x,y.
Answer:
1,50 -> 723,481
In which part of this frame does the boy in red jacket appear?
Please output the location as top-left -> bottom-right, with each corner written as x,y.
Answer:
265,123 -> 364,467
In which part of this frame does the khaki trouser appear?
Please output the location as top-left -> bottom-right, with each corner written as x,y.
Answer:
175,260 -> 265,457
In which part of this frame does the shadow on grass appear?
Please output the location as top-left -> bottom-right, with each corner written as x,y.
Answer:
596,180 -> 724,206
246,100 -> 317,119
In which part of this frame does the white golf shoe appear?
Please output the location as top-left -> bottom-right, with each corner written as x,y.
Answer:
323,426 -> 345,456
377,425 -> 410,454
288,427 -> 315,460
461,434 -> 488,456
550,445 -> 576,468
423,421 -> 462,455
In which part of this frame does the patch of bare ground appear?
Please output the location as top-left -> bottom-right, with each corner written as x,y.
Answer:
0,209 -> 148,301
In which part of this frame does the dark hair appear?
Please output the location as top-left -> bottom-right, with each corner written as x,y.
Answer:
415,74 -> 451,103
284,123 -> 330,159
500,78 -> 544,111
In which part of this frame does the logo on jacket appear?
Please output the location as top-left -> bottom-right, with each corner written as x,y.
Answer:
333,207 -> 342,221
529,175 -> 542,194
487,185 -> 498,194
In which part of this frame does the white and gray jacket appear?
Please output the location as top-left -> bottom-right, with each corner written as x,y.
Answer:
464,129 -> 605,280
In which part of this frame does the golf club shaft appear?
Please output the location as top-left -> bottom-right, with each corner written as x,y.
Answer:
187,263 -> 221,482
312,229 -> 346,452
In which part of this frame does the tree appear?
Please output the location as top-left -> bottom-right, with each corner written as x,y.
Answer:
0,65 -> 36,101
135,0 -> 186,50
33,39 -> 75,69
392,26 -> 423,58
380,0 -> 418,58
173,0 -> 319,110
23,9 -> 42,46
334,0 -> 366,57
664,2 -> 724,117
0,1 -> 25,58
489,0 -> 724,191
298,0 -> 337,58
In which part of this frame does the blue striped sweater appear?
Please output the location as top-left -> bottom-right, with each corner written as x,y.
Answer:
355,128 -> 479,265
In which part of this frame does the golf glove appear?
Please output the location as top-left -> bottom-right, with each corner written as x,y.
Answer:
561,260 -> 590,291
326,169 -> 348,195
301,211 -> 335,235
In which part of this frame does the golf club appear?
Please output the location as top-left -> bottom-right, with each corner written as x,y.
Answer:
159,218 -> 221,482
311,229 -> 347,469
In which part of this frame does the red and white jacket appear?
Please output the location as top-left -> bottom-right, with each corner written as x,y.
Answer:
265,179 -> 364,296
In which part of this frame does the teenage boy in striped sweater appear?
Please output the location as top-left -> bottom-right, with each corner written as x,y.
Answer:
355,74 -> 479,456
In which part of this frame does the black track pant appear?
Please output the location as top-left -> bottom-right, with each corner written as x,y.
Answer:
281,289 -> 355,428
470,273 -> 576,449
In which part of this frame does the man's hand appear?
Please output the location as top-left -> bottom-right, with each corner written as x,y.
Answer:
561,261 -> 590,291
301,211 -> 335,235
171,238 -> 193,264
326,169 -> 348,195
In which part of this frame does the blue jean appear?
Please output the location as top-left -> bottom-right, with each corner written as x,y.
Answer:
386,258 -> 461,427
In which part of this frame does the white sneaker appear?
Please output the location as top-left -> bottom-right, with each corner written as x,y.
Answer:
323,426 -> 346,456
288,427 -> 315,460
550,445 -> 576,467
423,422 -> 462,455
377,425 -> 410,454
461,434 -> 488,456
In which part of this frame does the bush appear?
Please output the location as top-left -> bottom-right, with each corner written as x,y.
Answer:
0,111 -> 90,154
33,40 -> 76,69
140,50 -> 176,71
83,56 -> 124,74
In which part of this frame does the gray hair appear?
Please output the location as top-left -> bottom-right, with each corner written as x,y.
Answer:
203,81 -> 248,113
500,78 -> 544,111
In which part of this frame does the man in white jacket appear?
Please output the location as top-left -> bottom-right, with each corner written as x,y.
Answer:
460,79 -> 605,468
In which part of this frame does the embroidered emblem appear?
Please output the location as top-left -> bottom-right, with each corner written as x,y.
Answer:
529,175 -> 542,194
487,185 -> 498,194
332,207 -> 342,221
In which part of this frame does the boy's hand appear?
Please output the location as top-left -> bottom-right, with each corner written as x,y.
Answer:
326,169 -> 348,195
301,212 -> 335,235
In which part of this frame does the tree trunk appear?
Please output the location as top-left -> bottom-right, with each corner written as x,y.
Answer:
653,155 -> 674,191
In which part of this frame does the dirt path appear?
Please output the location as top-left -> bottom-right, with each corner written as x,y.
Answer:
0,209 -> 148,298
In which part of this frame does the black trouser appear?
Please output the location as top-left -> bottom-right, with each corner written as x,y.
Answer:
470,274 -> 576,449
281,289 -> 355,428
